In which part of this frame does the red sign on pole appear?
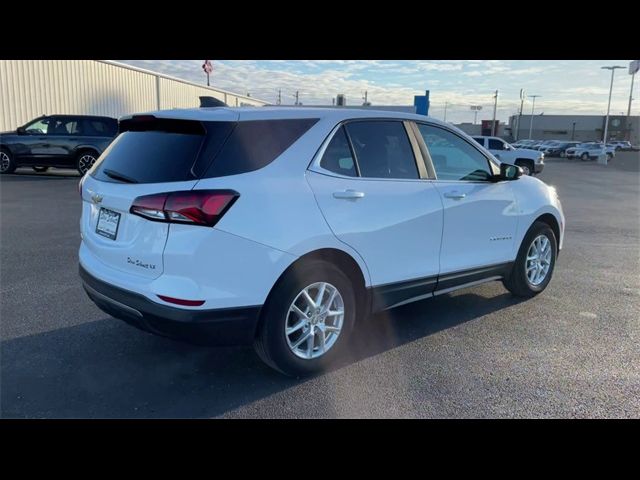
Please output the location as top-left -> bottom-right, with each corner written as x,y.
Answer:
202,60 -> 213,74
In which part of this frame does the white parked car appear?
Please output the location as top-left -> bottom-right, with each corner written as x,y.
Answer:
472,136 -> 545,175
565,142 -> 612,161
79,108 -> 565,376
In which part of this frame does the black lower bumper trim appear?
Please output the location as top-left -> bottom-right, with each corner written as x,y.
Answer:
80,265 -> 261,346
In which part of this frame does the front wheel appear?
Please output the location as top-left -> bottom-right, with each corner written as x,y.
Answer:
503,221 -> 557,298
76,151 -> 98,176
254,260 -> 357,376
515,159 -> 533,176
580,152 -> 590,161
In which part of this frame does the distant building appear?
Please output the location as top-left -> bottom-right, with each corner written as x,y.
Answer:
453,121 -> 508,137
0,60 -> 267,131
508,114 -> 639,144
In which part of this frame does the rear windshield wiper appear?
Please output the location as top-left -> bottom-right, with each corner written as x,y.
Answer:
103,169 -> 139,184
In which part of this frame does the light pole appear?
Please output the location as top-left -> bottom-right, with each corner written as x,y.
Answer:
601,65 -> 625,143
491,90 -> 498,136
528,95 -> 541,139
470,105 -> 482,124
515,89 -> 525,141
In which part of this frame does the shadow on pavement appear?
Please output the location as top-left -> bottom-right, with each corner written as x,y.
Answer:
1,289 -> 523,418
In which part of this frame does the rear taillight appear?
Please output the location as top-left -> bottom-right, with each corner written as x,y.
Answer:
130,190 -> 239,227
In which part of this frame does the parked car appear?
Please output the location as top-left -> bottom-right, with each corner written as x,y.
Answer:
0,114 -> 118,175
565,142 -> 610,161
512,139 -> 535,148
608,141 -> 633,151
79,107 -> 565,376
543,141 -> 581,157
472,136 -> 544,175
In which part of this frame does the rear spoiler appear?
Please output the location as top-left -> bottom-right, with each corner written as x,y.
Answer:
199,96 -> 227,108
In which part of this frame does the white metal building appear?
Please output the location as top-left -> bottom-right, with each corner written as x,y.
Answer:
0,60 -> 268,131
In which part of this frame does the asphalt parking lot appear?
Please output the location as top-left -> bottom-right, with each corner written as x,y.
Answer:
1,153 -> 639,418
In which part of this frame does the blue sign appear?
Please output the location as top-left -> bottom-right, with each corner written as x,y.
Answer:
414,90 -> 430,116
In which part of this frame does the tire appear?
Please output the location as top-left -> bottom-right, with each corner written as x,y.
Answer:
580,152 -> 589,161
254,259 -> 357,376
606,153 -> 613,162
515,159 -> 534,176
32,166 -> 49,173
503,221 -> 557,298
0,149 -> 17,174
76,150 -> 98,176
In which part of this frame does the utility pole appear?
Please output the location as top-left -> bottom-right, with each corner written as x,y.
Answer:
491,90 -> 498,136
528,95 -> 541,139
601,65 -> 625,143
362,90 -> 370,106
629,70 -> 636,117
515,89 -> 525,141
277,89 -> 282,105
443,101 -> 448,122
293,91 -> 300,106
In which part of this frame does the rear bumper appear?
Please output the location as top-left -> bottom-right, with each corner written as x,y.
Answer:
80,265 -> 261,346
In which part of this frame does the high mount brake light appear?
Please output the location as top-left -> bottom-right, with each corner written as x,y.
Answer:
130,190 -> 239,227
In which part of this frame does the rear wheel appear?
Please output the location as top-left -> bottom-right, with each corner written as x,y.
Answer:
254,260 -> 356,376
32,166 -> 49,173
76,150 -> 98,176
515,159 -> 534,176
606,153 -> 613,162
580,152 -> 590,161
0,149 -> 16,174
503,221 -> 557,298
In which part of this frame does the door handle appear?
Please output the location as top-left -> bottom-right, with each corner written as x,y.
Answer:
333,189 -> 365,200
444,192 -> 466,200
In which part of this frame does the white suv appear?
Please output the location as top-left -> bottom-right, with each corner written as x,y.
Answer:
472,136 -> 544,176
79,107 -> 565,376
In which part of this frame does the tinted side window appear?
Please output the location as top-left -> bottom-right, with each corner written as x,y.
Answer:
84,118 -> 115,136
205,119 -> 318,178
472,137 -> 485,146
417,124 -> 492,181
345,121 -> 418,179
488,138 -> 504,150
319,126 -> 357,177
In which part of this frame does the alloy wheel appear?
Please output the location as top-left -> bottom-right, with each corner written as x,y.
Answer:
525,234 -> 552,286
0,152 -> 10,172
78,154 -> 96,175
285,282 -> 345,360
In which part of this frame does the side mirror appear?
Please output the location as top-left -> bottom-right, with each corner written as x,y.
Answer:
500,163 -> 522,180
16,126 -> 26,135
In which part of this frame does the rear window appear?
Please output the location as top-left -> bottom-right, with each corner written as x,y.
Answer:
90,117 -> 317,184
91,131 -> 206,184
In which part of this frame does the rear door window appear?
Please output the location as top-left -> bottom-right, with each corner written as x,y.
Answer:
344,121 -> 418,179
319,126 -> 358,177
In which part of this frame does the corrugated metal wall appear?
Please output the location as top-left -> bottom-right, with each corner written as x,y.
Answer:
0,60 -> 267,131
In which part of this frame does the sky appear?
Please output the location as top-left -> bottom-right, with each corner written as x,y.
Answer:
120,60 -> 637,124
